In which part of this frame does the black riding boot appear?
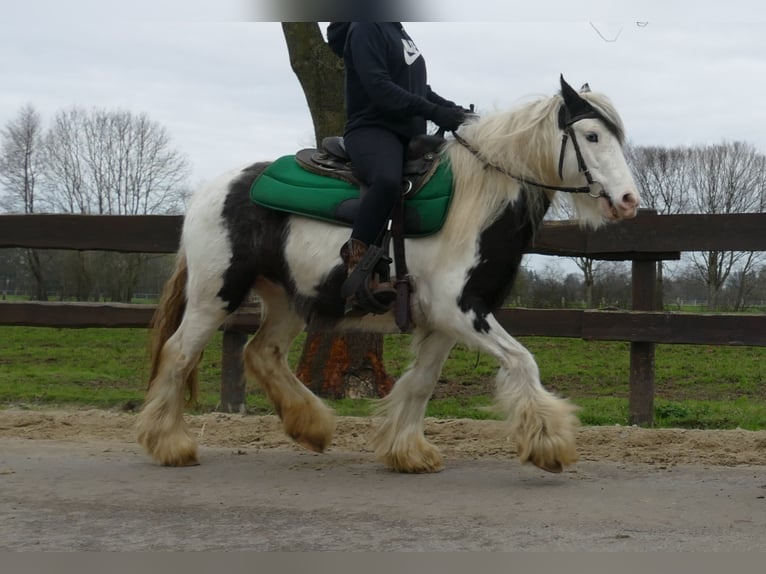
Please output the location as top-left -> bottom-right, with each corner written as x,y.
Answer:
340,238 -> 396,313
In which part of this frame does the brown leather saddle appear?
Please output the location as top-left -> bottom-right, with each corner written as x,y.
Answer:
295,134 -> 445,197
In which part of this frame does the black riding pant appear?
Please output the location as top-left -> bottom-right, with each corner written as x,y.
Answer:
345,126 -> 408,246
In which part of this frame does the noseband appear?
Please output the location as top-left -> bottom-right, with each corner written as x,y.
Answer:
452,106 -> 610,200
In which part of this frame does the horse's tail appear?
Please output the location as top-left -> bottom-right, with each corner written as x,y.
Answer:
147,250 -> 198,405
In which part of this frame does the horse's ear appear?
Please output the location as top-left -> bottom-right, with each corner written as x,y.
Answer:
560,75 -> 581,106
580,83 -> 591,93
559,74 -> 594,124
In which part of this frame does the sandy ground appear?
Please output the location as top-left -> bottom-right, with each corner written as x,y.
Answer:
1,408 -> 765,466
2,409 -> 766,551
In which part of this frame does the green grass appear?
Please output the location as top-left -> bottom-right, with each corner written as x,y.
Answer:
0,326 -> 764,429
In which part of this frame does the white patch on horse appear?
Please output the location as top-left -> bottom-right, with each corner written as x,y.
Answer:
183,171 -> 238,307
283,217 -> 348,297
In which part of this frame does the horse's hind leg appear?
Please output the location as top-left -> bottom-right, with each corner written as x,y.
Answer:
372,329 -> 455,473
137,303 -> 227,467
243,281 -> 335,452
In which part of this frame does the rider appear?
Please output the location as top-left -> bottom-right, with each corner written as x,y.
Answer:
326,22 -> 467,312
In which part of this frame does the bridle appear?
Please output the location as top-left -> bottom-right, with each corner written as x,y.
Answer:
452,105 -> 611,201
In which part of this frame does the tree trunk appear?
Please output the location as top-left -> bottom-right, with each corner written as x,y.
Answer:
75,252 -> 91,301
25,248 -> 47,301
655,260 -> 664,310
707,251 -> 720,310
282,22 -> 393,399
281,23 -> 346,148
296,331 -> 393,399
581,257 -> 595,308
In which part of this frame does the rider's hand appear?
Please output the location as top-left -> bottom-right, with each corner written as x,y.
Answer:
428,105 -> 466,132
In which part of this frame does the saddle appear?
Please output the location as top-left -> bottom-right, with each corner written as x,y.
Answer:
296,134 -> 446,331
295,134 -> 445,197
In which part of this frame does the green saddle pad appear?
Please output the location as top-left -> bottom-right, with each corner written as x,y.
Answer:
249,155 -> 454,237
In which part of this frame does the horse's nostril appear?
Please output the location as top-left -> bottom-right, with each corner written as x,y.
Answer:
622,193 -> 638,207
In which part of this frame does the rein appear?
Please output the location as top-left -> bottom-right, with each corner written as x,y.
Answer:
451,109 -> 609,200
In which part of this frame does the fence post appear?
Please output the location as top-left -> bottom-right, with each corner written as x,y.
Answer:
629,258 -> 657,426
218,330 -> 247,414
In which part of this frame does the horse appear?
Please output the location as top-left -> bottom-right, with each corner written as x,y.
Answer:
136,76 -> 639,473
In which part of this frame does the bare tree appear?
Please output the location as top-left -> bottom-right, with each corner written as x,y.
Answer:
0,104 -> 43,213
625,143 -> 693,308
726,255 -> 760,311
43,106 -> 190,301
687,141 -> 766,309
547,200 -> 603,308
40,108 -> 93,300
45,107 -> 188,216
0,104 -> 49,300
43,107 -> 89,214
625,143 -> 691,215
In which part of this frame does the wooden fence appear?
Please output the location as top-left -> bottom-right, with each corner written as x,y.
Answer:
2,211 -> 765,425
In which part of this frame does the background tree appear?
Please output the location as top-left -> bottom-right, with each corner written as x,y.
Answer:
282,22 -> 393,399
44,107 -> 188,216
0,104 -> 49,300
574,256 -> 598,308
42,106 -> 190,301
548,200 -> 603,308
0,104 -> 43,214
625,143 -> 692,308
686,141 -> 766,309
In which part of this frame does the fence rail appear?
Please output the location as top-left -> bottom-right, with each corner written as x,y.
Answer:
3,211 -> 766,255
1,211 -> 765,425
4,301 -> 765,347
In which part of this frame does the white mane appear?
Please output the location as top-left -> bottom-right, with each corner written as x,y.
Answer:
440,90 -> 626,247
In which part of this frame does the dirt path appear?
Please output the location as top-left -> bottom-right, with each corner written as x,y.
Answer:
1,409 -> 766,550
2,408 -> 766,466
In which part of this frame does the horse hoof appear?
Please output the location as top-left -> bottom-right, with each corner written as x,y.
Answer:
532,459 -> 563,473
282,404 -> 335,453
137,426 -> 199,467
379,445 -> 444,474
291,432 -> 329,453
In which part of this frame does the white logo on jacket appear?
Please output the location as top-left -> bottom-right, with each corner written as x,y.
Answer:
402,39 -> 422,65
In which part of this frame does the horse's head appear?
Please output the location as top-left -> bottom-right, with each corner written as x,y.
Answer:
556,76 -> 640,227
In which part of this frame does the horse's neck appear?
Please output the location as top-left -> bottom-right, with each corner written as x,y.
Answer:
452,188 -> 551,312
441,144 -> 523,241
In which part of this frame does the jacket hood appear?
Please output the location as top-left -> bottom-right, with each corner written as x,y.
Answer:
326,22 -> 350,57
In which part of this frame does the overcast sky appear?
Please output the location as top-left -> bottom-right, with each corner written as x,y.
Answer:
4,1 -> 766,190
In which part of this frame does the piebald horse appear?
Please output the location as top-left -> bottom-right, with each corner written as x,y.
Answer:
137,77 -> 639,473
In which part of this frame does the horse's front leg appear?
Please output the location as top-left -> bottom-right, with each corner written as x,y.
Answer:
452,311 -> 579,473
372,329 -> 456,473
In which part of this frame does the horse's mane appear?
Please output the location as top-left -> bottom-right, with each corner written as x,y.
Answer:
440,90 -> 625,248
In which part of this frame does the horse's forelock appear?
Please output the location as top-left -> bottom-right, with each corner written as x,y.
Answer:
578,92 -> 626,144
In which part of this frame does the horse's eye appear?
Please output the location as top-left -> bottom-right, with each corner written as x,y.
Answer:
585,132 -> 599,143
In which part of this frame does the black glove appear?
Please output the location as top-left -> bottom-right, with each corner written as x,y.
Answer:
429,105 -> 466,132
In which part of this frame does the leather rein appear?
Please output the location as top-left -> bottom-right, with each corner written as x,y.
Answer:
451,107 -> 610,201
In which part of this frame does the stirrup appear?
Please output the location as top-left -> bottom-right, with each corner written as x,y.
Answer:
340,244 -> 391,299
341,244 -> 396,315
352,279 -> 396,315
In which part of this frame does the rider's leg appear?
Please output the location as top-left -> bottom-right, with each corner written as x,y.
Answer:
340,126 -> 405,310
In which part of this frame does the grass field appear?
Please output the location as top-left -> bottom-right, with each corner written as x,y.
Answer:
0,326 -> 764,429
